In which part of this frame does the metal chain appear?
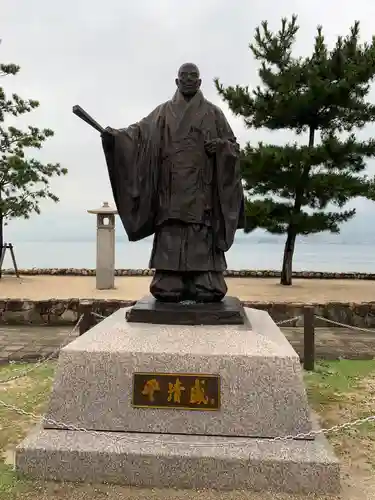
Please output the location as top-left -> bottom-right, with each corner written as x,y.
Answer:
269,414 -> 375,441
314,315 -> 375,334
0,315 -> 83,385
53,310 -> 375,333
92,313 -> 303,327
89,311 -> 375,334
0,397 -> 373,445
91,311 -> 106,319
275,316 -> 301,326
1,310 -> 374,444
276,314 -> 375,333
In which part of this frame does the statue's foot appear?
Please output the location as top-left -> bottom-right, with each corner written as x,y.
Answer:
151,293 -> 183,303
189,271 -> 227,303
150,270 -> 185,303
194,292 -> 224,303
149,270 -> 227,304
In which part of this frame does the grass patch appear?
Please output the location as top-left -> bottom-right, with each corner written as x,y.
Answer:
0,362 -> 55,499
0,359 -> 374,499
0,363 -> 55,452
0,462 -> 26,497
304,358 -> 375,406
304,359 -> 375,477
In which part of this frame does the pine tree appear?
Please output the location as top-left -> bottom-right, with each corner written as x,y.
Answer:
0,49 -> 67,276
368,176 -> 375,200
215,17 -> 375,285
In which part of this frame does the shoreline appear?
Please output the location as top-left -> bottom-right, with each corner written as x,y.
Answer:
1,267 -> 375,280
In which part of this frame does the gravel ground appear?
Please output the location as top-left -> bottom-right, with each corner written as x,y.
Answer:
0,274 -> 374,302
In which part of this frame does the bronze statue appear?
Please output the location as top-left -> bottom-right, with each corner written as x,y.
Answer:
75,63 -> 244,303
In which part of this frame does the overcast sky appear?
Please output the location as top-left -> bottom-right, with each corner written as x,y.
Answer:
2,0 -> 375,240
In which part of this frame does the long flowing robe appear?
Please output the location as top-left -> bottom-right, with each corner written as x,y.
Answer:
102,89 -> 244,272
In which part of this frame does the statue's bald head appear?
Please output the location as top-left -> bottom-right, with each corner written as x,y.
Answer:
178,63 -> 200,77
175,62 -> 201,97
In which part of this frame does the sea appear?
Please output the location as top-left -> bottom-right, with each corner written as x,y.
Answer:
2,230 -> 375,273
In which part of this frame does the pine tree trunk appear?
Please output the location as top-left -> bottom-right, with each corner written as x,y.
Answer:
281,228 -> 296,285
280,126 -> 315,286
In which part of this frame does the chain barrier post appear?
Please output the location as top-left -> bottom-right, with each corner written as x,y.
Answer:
78,300 -> 95,336
303,306 -> 315,371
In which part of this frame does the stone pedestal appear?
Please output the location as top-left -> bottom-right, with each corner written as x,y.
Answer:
87,201 -> 117,290
16,305 -> 340,494
126,295 -> 245,325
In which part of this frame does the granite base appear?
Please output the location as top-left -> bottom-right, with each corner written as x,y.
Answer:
16,422 -> 340,494
42,307 -> 313,438
15,305 -> 340,493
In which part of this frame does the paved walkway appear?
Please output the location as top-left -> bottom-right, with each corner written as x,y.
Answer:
1,274 -> 375,302
0,325 -> 374,363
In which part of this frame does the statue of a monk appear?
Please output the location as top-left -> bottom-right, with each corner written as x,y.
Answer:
101,63 -> 244,303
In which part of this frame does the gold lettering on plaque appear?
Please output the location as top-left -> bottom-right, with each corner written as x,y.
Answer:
190,378 -> 209,405
141,379 -> 160,402
167,377 -> 186,403
133,372 -> 220,410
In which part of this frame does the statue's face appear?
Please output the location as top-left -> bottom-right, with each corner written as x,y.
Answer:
175,63 -> 201,97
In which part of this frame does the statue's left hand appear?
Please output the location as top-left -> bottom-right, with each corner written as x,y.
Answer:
204,138 -> 223,155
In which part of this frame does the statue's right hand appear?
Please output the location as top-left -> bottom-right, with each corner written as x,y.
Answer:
101,127 -> 118,148
101,126 -> 115,138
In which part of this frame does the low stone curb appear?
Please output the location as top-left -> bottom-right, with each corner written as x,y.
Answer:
0,298 -> 374,327
2,268 -> 375,279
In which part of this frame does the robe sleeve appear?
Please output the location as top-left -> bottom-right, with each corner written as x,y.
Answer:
212,107 -> 245,252
101,107 -> 163,242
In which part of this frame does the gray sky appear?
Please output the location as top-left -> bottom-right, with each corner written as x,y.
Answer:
2,0 -> 375,240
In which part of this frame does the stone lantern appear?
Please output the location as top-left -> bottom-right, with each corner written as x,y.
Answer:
87,201 -> 118,290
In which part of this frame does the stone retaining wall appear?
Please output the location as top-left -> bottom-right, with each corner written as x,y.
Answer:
0,299 -> 374,327
2,268 -> 375,279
